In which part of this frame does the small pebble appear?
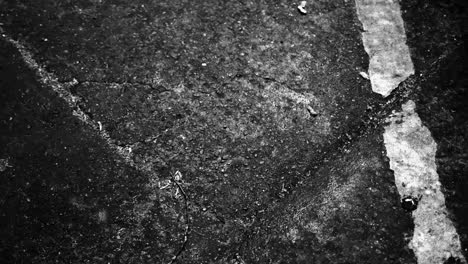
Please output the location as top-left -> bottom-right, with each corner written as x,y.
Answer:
401,196 -> 418,212
298,1 -> 307,14
359,71 -> 370,80
307,105 -> 318,117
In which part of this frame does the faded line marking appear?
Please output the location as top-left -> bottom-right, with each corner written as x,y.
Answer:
384,100 -> 466,264
1,34 -> 136,167
1,33 -> 194,263
355,0 -> 414,97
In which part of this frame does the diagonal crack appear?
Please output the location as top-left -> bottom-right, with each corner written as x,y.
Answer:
305,45 -> 458,171
0,26 -> 461,262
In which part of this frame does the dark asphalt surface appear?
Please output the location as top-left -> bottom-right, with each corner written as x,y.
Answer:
1,0 -> 467,263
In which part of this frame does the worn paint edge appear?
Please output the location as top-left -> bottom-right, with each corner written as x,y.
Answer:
0,32 -> 140,170
383,100 -> 466,264
354,0 -> 414,97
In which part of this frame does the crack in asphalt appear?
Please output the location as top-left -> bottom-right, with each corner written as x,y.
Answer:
209,44 -> 461,261
169,171 -> 190,264
309,44 -> 456,165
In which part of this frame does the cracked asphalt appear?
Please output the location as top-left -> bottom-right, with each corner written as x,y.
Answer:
1,0 -> 467,263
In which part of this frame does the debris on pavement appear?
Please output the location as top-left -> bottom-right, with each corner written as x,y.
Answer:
306,105 -> 318,117
0,158 -> 12,172
169,170 -> 190,264
359,71 -> 370,80
298,1 -> 308,15
401,196 -> 419,212
97,209 -> 108,223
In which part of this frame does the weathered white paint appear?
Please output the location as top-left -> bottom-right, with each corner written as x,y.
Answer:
355,0 -> 414,97
1,34 -> 136,167
384,100 -> 466,264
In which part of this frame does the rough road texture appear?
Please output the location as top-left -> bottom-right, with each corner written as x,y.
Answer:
1,0 -> 467,263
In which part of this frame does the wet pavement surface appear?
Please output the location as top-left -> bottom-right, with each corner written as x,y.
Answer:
0,0 -> 467,263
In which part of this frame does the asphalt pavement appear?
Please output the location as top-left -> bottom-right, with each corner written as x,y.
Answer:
1,0 -> 467,263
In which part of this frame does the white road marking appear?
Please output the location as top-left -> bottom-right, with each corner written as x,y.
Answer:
355,1 -> 466,262
384,100 -> 466,264
354,0 -> 414,97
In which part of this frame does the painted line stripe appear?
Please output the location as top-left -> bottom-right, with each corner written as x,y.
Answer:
354,1 -> 466,263
384,100 -> 466,264
354,0 -> 414,97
